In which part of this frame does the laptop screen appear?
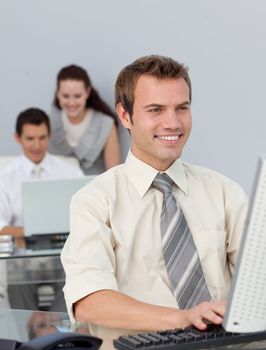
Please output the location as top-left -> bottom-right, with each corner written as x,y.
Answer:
21,176 -> 94,237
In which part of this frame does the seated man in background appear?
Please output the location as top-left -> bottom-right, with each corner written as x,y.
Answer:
0,107 -> 84,311
0,107 -> 83,236
61,55 -> 247,331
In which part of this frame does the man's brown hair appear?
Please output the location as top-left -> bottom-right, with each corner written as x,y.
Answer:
115,55 -> 191,118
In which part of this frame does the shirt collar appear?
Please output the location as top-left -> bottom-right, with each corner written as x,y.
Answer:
21,153 -> 52,176
125,151 -> 188,198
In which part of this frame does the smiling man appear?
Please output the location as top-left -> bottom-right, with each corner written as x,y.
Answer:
0,108 -> 83,237
0,107 -> 84,311
61,55 -> 247,331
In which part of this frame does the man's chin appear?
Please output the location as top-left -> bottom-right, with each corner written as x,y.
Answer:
28,154 -> 45,164
158,149 -> 182,162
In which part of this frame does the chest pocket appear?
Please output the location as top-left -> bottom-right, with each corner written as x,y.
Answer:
193,230 -> 227,264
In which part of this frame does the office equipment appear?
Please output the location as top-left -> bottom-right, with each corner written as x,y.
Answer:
113,324 -> 266,350
0,332 -> 102,350
0,234 -> 13,255
25,235 -> 66,251
22,176 -> 94,237
223,157 -> 266,332
19,332 -> 102,350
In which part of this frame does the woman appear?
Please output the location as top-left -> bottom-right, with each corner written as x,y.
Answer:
49,64 -> 120,175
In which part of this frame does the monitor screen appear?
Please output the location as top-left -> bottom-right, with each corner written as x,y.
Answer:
223,157 -> 266,333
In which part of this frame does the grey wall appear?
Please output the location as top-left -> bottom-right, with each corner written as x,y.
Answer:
1,0 -> 266,195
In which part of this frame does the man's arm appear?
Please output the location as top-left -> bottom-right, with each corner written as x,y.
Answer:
74,289 -> 225,331
0,180 -> 22,237
0,226 -> 24,237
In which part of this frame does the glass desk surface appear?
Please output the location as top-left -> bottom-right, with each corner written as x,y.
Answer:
0,237 -> 64,285
0,236 -> 64,259
0,308 -> 128,350
0,309 -> 266,350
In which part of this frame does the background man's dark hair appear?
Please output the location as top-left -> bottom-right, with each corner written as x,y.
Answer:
115,55 -> 191,120
16,108 -> 51,136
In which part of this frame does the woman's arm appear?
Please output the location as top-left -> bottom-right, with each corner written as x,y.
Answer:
103,124 -> 121,169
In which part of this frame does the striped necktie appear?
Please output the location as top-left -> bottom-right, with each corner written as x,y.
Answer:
152,173 -> 211,309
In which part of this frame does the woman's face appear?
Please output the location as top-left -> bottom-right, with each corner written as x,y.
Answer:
57,79 -> 90,121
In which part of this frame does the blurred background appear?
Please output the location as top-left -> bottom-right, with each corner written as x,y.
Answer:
1,0 -> 266,194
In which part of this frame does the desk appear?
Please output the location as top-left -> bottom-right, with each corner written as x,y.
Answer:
0,237 -> 65,311
0,309 -> 266,350
0,237 -> 64,285
0,308 -> 123,350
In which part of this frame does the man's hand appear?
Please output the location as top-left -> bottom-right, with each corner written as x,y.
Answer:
180,300 -> 226,330
0,226 -> 24,237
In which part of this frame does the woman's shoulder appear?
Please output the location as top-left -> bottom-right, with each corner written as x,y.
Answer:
91,110 -> 115,128
49,105 -> 62,120
89,111 -> 115,134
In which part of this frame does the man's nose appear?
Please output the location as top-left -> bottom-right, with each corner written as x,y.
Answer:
33,139 -> 41,149
162,109 -> 182,129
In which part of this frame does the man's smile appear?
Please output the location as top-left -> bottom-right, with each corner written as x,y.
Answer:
155,134 -> 181,144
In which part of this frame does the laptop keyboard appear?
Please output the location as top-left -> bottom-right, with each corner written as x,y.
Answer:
25,233 -> 68,250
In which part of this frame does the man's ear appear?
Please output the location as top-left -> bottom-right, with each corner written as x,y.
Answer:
116,103 -> 132,130
14,133 -> 21,144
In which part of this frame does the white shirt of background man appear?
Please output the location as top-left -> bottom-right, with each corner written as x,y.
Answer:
0,153 -> 84,230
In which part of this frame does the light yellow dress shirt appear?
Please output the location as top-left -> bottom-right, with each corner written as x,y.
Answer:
61,152 -> 247,321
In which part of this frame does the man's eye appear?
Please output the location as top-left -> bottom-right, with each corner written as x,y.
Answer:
178,105 -> 190,111
149,107 -> 161,113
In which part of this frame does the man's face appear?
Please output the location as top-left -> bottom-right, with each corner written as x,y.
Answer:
117,75 -> 192,171
15,123 -> 50,164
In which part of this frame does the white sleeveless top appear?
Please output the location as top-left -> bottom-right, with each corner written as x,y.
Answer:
62,109 -> 93,147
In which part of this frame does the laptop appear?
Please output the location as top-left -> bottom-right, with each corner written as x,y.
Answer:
21,176 -> 94,239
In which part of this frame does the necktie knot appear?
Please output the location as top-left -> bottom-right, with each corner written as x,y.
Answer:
152,173 -> 173,195
33,164 -> 42,178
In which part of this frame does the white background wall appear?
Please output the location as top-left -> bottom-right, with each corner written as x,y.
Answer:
0,0 -> 266,195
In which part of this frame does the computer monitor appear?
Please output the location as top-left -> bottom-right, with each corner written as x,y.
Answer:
21,176 -> 94,237
223,157 -> 266,333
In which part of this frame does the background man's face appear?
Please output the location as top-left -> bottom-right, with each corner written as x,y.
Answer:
15,123 -> 50,164
118,75 -> 192,171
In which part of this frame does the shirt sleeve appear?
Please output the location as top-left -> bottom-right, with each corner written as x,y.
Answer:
61,186 -> 119,321
0,180 -> 12,230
